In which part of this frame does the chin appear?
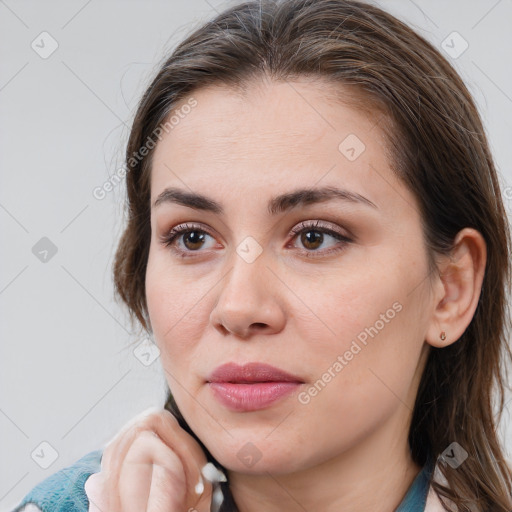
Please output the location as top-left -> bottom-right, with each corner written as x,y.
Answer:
205,436 -> 310,476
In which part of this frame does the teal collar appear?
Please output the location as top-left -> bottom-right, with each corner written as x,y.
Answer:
395,454 -> 435,512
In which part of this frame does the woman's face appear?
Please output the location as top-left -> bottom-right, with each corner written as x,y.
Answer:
146,79 -> 435,475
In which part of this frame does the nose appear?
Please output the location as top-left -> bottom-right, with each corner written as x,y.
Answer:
209,250 -> 286,339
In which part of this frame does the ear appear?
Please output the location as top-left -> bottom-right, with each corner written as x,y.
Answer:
425,228 -> 487,348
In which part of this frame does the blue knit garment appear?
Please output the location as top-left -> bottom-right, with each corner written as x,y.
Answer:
12,449 -> 103,512
12,449 -> 434,511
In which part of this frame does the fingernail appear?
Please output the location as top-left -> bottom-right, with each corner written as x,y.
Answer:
211,485 -> 224,512
201,462 -> 227,483
194,474 -> 204,495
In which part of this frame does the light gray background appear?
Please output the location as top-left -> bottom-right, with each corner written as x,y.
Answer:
1,0 -> 511,509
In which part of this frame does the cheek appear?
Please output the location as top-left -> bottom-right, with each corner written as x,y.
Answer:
293,257 -> 426,393
295,263 -> 401,352
145,255 -> 208,359
287,293 -> 422,468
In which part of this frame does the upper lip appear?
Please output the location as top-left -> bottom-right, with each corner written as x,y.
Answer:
207,362 -> 304,383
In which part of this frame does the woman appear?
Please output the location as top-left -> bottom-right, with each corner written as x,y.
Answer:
13,0 -> 512,511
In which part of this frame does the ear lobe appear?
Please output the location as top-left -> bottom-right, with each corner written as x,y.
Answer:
425,228 -> 486,348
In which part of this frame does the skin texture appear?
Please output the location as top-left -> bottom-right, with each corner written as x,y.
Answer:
144,77 -> 486,512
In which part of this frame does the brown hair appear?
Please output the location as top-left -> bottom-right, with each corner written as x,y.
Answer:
112,0 -> 512,509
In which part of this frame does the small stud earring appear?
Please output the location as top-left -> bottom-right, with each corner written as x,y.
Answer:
440,331 -> 446,341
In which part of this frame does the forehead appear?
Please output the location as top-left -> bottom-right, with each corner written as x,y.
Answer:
149,79 -> 407,213
154,78 -> 376,154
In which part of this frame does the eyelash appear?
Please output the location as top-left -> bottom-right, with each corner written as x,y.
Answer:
159,220 -> 352,259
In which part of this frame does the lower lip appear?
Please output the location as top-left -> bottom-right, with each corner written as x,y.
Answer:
208,382 -> 301,411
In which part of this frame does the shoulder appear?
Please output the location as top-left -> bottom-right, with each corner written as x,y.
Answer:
425,484 -> 460,512
424,464 -> 458,512
425,485 -> 449,512
11,448 -> 104,512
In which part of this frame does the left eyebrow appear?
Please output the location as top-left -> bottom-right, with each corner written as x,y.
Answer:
267,185 -> 378,214
151,185 -> 378,215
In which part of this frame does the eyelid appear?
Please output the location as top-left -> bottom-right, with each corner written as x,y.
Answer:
288,219 -> 351,239
160,220 -> 349,243
158,222 -> 217,245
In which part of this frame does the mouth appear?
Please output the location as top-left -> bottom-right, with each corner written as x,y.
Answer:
206,361 -> 304,384
206,362 -> 304,412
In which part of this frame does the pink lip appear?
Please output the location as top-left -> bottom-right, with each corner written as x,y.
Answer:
206,362 -> 304,412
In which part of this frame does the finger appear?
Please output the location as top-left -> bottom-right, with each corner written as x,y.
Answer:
101,423 -> 141,511
100,407 -> 163,483
100,409 -> 167,511
104,409 -> 211,508
140,411 -> 208,504
84,472 -> 107,512
146,459 -> 187,512
120,430 -> 186,512
101,407 -> 161,478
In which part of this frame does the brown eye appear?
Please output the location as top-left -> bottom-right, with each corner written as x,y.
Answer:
300,230 -> 324,250
160,223 -> 217,257
289,220 -> 353,258
181,230 -> 207,250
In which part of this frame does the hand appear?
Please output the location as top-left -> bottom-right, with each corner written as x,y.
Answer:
85,407 -> 213,512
